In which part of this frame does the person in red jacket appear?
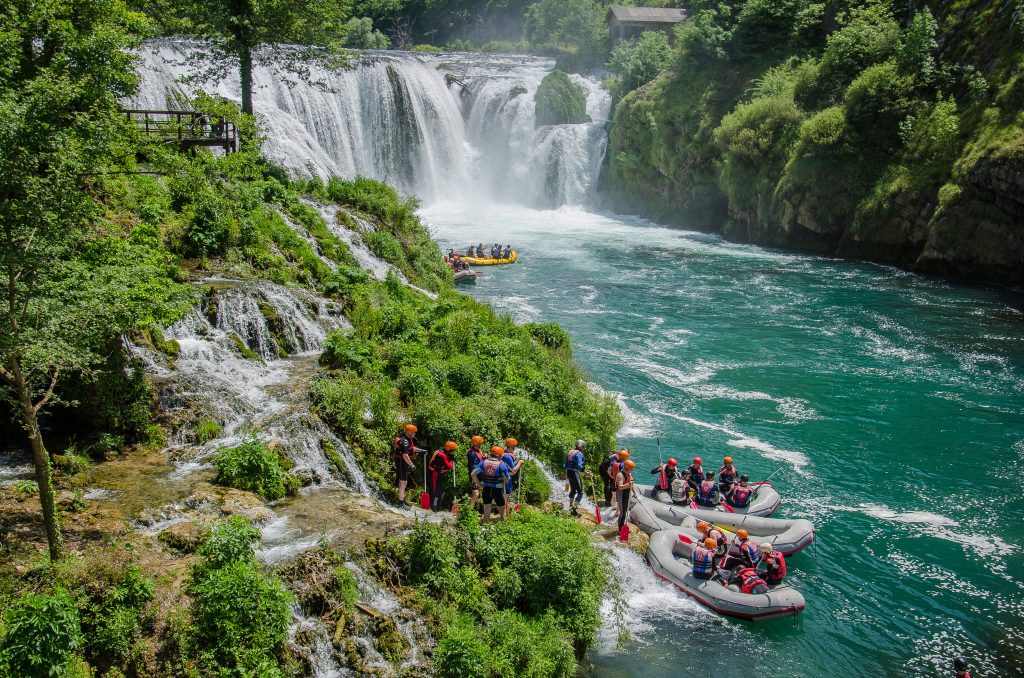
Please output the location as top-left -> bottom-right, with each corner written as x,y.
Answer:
756,542 -> 787,585
953,657 -> 970,678
428,441 -> 456,511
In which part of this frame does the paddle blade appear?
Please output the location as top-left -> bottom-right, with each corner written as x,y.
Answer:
722,503 -> 735,513
659,469 -> 667,490
619,523 -> 630,542
595,505 -> 602,525
514,504 -> 521,511
419,492 -> 431,509
565,482 -> 570,492
677,534 -> 692,544
452,502 -> 460,515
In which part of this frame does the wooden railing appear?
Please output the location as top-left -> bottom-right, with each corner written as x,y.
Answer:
124,109 -> 238,154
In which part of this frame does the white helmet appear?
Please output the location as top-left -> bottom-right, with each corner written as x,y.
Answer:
759,542 -> 773,554
576,439 -> 586,449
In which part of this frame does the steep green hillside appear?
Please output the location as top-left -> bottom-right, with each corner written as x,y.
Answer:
609,0 -> 1024,284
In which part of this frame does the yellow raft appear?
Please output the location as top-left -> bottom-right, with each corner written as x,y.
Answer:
461,251 -> 518,266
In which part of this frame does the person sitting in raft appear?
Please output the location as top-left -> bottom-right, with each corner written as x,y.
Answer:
649,458 -> 679,502
478,242 -> 486,257
756,543 -> 786,586
670,473 -> 691,504
615,459 -> 635,534
467,245 -> 476,257
473,446 -> 512,522
691,537 -> 717,580
694,470 -> 720,507
686,457 -> 704,492
728,567 -> 769,594
723,529 -> 761,570
696,521 -> 727,560
726,475 -> 754,508
466,435 -> 485,509
502,244 -> 512,258
953,657 -> 971,678
718,456 -> 738,495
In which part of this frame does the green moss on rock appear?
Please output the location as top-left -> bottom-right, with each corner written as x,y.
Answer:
534,70 -> 591,127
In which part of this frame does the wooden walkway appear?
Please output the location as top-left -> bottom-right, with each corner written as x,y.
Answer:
125,109 -> 238,153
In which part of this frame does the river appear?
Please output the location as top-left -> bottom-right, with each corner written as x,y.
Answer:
132,45 -> 1024,676
422,201 -> 1024,676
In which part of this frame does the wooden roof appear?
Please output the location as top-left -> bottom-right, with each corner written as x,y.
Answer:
606,6 -> 688,23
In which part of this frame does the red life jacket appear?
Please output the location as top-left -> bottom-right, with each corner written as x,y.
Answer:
738,568 -> 767,594
691,546 -> 714,575
393,434 -> 411,460
697,480 -> 717,503
730,485 -> 752,507
764,552 -> 787,582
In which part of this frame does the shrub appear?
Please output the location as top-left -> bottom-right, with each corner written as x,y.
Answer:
311,376 -> 368,437
446,354 -> 481,396
397,365 -> 436,404
607,31 -> 672,99
434,614 -> 488,678
197,516 -> 261,571
518,459 -> 552,505
213,438 -> 294,500
189,560 -> 292,674
321,331 -> 376,373
524,322 -> 571,351
844,61 -> 915,149
193,419 -> 222,444
0,589 -> 84,678
535,70 -> 591,126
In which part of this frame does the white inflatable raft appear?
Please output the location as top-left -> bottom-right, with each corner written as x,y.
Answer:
628,492 -> 815,556
639,482 -> 781,517
646,529 -> 805,621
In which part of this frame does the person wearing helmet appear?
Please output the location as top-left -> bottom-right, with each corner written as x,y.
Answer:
726,475 -> 753,508
696,521 -> 727,560
694,470 -> 721,507
953,657 -> 970,678
686,457 -> 704,492
466,435 -> 486,508
472,446 -> 512,522
564,440 -> 587,516
728,567 -> 769,594
756,542 -> 787,586
501,438 -> 522,496
718,456 -> 738,495
649,457 -> 679,503
427,441 -> 457,511
393,424 -> 425,505
615,459 -> 635,532
724,528 -> 761,569
691,537 -> 717,580
599,449 -> 629,507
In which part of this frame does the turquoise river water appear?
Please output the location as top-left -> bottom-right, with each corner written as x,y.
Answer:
423,201 -> 1024,677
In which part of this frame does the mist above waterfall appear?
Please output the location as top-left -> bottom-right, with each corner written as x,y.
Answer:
132,42 -> 610,207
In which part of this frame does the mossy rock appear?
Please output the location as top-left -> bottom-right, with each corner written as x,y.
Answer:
535,70 -> 591,127
229,334 -> 264,362
159,520 -> 209,553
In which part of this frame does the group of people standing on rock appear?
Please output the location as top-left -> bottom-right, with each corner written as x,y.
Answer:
392,424 -> 527,521
647,455 -> 756,508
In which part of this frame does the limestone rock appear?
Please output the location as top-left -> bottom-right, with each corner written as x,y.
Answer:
159,521 -> 208,553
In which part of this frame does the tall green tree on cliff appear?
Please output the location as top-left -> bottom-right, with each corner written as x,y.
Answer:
0,0 -> 185,560
155,0 -> 353,116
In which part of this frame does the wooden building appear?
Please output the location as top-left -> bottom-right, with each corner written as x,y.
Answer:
606,6 -> 689,45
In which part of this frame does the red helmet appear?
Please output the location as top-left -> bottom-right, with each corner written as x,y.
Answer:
693,457 -> 702,464
666,458 -> 677,466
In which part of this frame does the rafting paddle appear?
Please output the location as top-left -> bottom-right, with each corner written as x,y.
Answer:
419,453 -> 431,510
590,476 -> 602,524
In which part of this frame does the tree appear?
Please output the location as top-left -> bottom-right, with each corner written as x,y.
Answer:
607,30 -> 673,99
0,0 -> 186,560
159,0 -> 354,116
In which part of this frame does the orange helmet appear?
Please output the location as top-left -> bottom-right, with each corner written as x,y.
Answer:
703,538 -> 717,549
471,435 -> 484,445
737,529 -> 749,539
624,460 -> 636,470
490,446 -> 504,456
444,441 -> 457,451
505,437 -> 518,447
723,456 -> 733,464
696,521 -> 709,532
618,449 -> 629,460
404,424 -> 418,435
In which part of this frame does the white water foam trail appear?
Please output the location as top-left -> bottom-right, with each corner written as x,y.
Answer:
652,407 -> 812,475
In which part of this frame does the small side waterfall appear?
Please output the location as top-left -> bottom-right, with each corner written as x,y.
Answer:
131,42 -> 611,207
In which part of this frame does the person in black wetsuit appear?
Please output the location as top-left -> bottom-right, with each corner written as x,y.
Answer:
649,458 -> 679,502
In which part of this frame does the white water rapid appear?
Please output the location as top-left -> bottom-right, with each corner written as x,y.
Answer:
131,42 -> 610,207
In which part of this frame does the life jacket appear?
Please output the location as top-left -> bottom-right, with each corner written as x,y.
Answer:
670,479 -> 689,503
480,458 -> 505,487
393,434 -> 412,460
687,465 -> 703,483
718,465 -> 737,484
737,539 -> 760,566
617,470 -> 633,491
657,466 -> 676,491
691,546 -> 714,575
705,528 -> 726,549
696,480 -> 717,503
764,552 -> 786,582
429,450 -> 451,473
467,447 -> 484,474
730,485 -> 752,507
563,449 -> 583,471
738,568 -> 767,594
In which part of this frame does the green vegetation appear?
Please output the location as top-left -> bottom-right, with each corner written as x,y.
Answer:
214,438 -> 301,500
535,70 -> 592,126
607,30 -> 673,100
609,0 -> 1024,282
372,508 -> 607,676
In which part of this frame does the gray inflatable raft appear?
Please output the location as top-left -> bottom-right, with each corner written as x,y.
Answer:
629,491 -> 815,556
646,529 -> 805,621
639,482 -> 781,517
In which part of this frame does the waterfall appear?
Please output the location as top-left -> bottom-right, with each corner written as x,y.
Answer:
131,42 -> 610,207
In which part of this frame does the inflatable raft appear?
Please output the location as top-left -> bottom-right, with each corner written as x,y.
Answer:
453,270 -> 478,284
646,530 -> 805,621
629,492 -> 815,556
462,251 -> 518,265
638,482 -> 781,517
